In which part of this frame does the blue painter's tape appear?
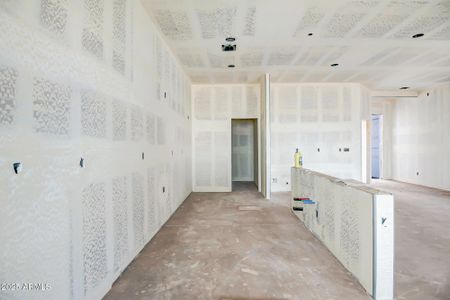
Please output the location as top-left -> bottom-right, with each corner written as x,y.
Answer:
303,200 -> 316,204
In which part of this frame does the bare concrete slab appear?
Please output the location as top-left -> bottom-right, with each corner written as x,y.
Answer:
370,180 -> 450,300
104,182 -> 370,300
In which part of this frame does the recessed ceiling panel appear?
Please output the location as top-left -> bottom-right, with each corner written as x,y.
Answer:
243,6 -> 256,36
240,52 -> 264,67
267,50 -> 298,66
393,16 -> 448,39
154,9 -> 193,40
293,7 -> 325,37
142,0 -> 450,89
208,53 -> 235,68
197,7 -> 237,39
178,52 -> 204,68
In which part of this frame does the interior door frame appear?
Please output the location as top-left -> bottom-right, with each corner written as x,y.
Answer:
231,118 -> 260,189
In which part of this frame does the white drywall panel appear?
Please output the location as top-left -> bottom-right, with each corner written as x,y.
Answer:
373,194 -> 395,300
259,74 -> 270,198
271,83 -> 369,192
192,84 -> 260,192
291,167 -> 394,299
391,84 -> 450,191
0,1 -> 192,300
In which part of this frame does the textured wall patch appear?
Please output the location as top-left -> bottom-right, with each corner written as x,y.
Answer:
81,90 -> 107,138
130,105 -> 144,141
33,78 -> 71,136
112,99 -> 127,140
82,0 -> 104,59
0,66 -> 17,126
40,0 -> 68,36
146,112 -> 156,144
112,176 -> 128,272
147,168 -> 157,234
132,172 -> 145,250
157,116 -> 165,145
82,182 -> 107,294
113,0 -> 126,74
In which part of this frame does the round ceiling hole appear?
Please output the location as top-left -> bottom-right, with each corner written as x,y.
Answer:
228,64 -> 235,68
400,86 -> 409,90
308,32 -> 313,36
226,37 -> 236,42
412,33 -> 424,38
330,63 -> 339,67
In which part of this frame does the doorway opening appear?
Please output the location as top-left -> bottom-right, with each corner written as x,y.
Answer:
371,114 -> 383,179
231,119 -> 258,191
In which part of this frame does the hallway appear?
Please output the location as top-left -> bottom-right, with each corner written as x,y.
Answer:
104,182 -> 369,299
370,180 -> 450,300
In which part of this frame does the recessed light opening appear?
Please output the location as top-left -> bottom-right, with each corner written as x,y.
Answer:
400,86 -> 409,90
308,32 -> 313,36
331,63 -> 339,67
412,33 -> 424,38
228,64 -> 235,68
226,37 -> 235,42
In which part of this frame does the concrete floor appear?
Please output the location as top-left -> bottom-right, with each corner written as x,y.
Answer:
104,180 -> 450,300
104,182 -> 370,300
371,180 -> 450,300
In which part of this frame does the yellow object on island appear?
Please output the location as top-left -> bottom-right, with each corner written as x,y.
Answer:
294,148 -> 303,168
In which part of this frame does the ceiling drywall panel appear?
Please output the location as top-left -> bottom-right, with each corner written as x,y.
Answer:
142,0 -> 450,91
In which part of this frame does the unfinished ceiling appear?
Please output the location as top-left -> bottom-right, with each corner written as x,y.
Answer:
142,0 -> 450,90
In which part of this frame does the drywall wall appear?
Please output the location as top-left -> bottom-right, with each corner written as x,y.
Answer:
391,84 -> 450,190
232,120 -> 256,182
192,84 -> 260,192
291,167 -> 394,299
270,83 -> 370,192
0,1 -> 191,300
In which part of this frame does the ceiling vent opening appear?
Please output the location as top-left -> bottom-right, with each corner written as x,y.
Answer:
222,44 -> 237,52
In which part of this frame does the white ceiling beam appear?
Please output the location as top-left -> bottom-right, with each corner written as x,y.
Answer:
370,90 -> 419,98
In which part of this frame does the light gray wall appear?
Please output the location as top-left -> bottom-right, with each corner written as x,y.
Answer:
391,84 -> 450,190
191,84 -> 260,192
270,83 -> 370,192
0,1 -> 192,299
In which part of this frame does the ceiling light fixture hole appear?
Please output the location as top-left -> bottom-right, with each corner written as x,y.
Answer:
228,64 -> 235,68
400,86 -> 409,90
308,32 -> 313,36
412,33 -> 424,38
222,44 -> 237,52
331,63 -> 339,67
